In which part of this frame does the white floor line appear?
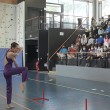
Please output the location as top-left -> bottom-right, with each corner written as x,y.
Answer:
100,90 -> 104,92
28,78 -> 110,98
91,89 -> 97,91
0,94 -> 31,110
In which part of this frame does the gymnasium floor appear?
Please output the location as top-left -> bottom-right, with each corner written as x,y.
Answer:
0,71 -> 110,110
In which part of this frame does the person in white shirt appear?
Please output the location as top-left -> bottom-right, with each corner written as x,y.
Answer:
87,37 -> 95,46
97,45 -> 103,58
81,34 -> 87,45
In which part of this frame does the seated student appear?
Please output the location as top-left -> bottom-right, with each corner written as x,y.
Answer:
97,35 -> 104,46
105,15 -> 110,26
91,45 -> 98,60
67,44 -> 77,59
97,45 -> 103,58
86,45 -> 95,62
89,45 -> 95,54
104,21 -> 110,35
104,35 -> 109,48
97,18 -> 102,26
108,37 -> 110,46
87,37 -> 95,46
103,45 -> 109,58
80,45 -> 89,66
81,34 -> 87,45
57,45 -> 68,60
103,45 -> 108,52
84,28 -> 89,38
103,46 -> 109,68
91,17 -> 97,30
98,26 -> 104,35
75,34 -> 81,50
101,17 -> 106,30
80,45 -> 88,59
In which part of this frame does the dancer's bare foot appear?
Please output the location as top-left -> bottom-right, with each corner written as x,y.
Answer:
6,104 -> 15,109
20,82 -> 25,93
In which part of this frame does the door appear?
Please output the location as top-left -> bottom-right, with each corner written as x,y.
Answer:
25,40 -> 38,70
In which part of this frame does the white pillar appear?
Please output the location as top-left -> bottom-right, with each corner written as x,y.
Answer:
98,1 -> 102,18
93,0 -> 99,20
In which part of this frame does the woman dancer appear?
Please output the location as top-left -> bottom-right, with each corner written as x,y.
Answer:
3,42 -> 28,109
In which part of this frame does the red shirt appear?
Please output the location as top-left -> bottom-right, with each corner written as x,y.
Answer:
69,47 -> 77,53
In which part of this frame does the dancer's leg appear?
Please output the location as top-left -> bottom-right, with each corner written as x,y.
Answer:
4,74 -> 15,108
11,67 -> 28,82
4,75 -> 12,104
11,67 -> 28,93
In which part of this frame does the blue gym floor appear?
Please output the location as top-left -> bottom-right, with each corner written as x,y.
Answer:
0,71 -> 110,110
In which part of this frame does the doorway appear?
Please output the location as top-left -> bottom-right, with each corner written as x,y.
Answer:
25,40 -> 38,70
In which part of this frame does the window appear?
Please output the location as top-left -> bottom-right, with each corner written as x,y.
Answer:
46,3 -> 61,12
59,0 -> 73,15
74,1 -> 88,17
102,0 -> 110,17
46,0 -> 93,28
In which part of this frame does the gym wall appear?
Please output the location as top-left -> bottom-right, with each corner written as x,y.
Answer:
0,1 -> 25,70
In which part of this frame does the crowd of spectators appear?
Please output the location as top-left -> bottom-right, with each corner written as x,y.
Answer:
56,15 -> 110,67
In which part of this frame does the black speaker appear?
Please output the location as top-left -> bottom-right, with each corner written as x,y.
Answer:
78,18 -> 82,27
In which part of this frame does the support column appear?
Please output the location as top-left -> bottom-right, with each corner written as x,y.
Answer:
98,1 -> 102,18
93,0 -> 99,20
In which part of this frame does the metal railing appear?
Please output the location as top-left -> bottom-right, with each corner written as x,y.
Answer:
56,52 -> 110,69
25,15 -> 90,31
